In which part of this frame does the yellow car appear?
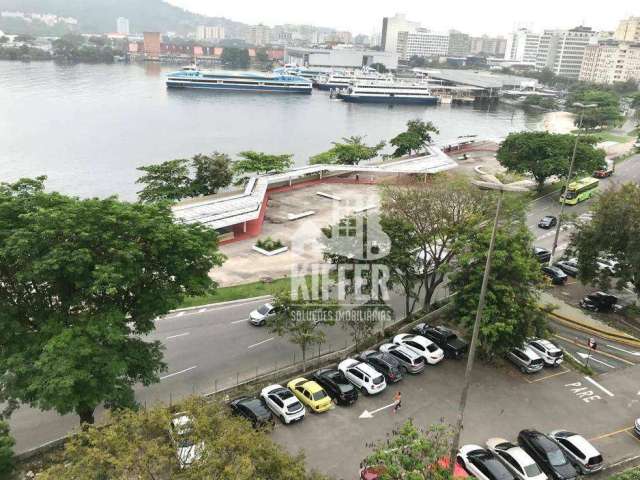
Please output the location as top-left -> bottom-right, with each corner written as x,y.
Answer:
287,377 -> 332,413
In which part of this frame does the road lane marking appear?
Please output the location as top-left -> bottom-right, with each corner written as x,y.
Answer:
198,308 -> 207,313
360,402 -> 398,418
231,318 -> 247,325
176,311 -> 185,317
584,376 -> 615,397
160,365 -> 198,380
606,344 -> 640,356
589,426 -> 633,441
626,431 -> 640,443
166,332 -> 190,340
577,352 -> 615,369
554,335 -> 636,365
248,337 -> 274,349
525,367 -> 570,383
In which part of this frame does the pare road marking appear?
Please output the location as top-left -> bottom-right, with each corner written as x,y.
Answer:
564,381 -> 602,403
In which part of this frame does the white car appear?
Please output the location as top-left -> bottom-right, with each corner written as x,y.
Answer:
260,384 -> 305,424
338,358 -> 386,395
527,339 -> 564,367
486,437 -> 547,480
596,257 -> 618,275
170,413 -> 204,468
549,430 -> 603,474
393,333 -> 444,365
458,444 -> 516,480
249,302 -> 276,326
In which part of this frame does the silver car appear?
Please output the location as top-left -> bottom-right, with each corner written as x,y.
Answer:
507,346 -> 544,374
549,430 -> 603,474
379,343 -> 426,374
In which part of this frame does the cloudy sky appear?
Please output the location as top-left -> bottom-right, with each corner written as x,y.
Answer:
167,0 -> 637,36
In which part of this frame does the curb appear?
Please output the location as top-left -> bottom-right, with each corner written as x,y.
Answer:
169,295 -> 272,314
548,311 -> 640,348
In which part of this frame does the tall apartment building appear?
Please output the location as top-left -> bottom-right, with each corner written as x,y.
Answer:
470,35 -> 507,56
615,16 -> 640,42
334,31 -> 353,44
397,30 -> 449,60
448,30 -> 471,57
536,26 -> 595,78
116,17 -> 130,35
196,25 -> 225,42
580,39 -> 640,84
504,28 -> 540,63
247,24 -> 271,46
381,13 -> 419,53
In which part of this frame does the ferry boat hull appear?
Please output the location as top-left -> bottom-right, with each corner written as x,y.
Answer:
338,94 -> 439,105
166,69 -> 312,94
166,79 -> 312,93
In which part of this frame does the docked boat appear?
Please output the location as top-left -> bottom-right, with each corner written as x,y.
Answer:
166,67 -> 312,94
314,68 -> 392,90
274,65 -> 332,81
337,80 -> 439,105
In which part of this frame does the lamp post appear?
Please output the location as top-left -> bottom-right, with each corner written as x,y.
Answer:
448,169 -> 534,473
548,102 -> 598,266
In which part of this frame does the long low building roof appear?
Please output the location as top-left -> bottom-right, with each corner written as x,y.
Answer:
172,146 -> 457,230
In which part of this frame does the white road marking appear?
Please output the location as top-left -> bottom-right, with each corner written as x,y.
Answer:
577,352 -> 616,369
198,308 -> 207,313
584,376 -> 615,397
166,332 -> 190,340
231,318 -> 248,324
606,344 -> 640,356
160,365 -> 197,380
359,402 -> 398,418
248,337 -> 274,349
176,311 -> 185,317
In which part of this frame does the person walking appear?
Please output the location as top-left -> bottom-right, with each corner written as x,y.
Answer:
393,391 -> 402,414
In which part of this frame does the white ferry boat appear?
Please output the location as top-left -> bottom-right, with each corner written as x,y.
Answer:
314,68 -> 392,90
166,67 -> 312,94
337,80 -> 439,105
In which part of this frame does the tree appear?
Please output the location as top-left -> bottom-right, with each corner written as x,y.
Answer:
136,158 -> 191,203
342,300 -> 393,351
389,119 -> 439,157
0,178 -> 224,425
408,55 -> 428,68
449,198 -> 546,358
362,420 -> 455,480
631,92 -> 640,109
569,183 -> 640,300
233,151 -> 294,184
567,89 -> 623,130
310,136 -> 385,166
39,399 -> 326,480
370,62 -> 388,73
0,421 -> 14,478
497,131 -> 606,192
190,153 -> 234,197
221,47 -> 250,68
381,175 -> 490,312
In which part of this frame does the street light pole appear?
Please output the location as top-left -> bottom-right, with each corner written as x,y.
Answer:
549,102 -> 598,266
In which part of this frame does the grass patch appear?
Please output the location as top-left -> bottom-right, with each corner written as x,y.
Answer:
563,352 -> 595,376
571,130 -> 633,143
609,466 -> 640,480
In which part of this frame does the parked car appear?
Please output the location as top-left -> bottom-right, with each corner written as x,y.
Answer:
541,266 -> 568,285
260,384 -> 306,424
170,413 -> 203,469
338,358 -> 386,395
458,444 -> 516,480
357,350 -> 404,383
634,417 -> 640,437
593,159 -> 614,178
486,438 -> 547,480
596,257 -> 618,275
393,333 -> 444,365
229,396 -> 274,428
549,430 -> 603,474
507,346 -> 544,374
287,377 -> 333,413
538,216 -> 557,229
554,260 -> 578,277
533,247 -> 552,264
579,291 -> 618,312
249,302 -> 276,326
312,368 -> 359,405
412,323 -> 468,359
527,339 -> 564,367
518,430 -> 578,480
379,343 -> 426,374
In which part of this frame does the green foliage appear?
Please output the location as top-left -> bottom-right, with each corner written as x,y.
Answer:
408,55 -> 428,68
569,182 -> 640,298
233,151 -> 293,183
0,421 -> 14,478
311,136 -> 385,166
0,177 -> 224,424
497,131 -> 606,192
39,398 -> 326,480
630,92 -> 640,109
221,47 -> 250,68
523,95 -> 557,110
137,158 -> 191,203
370,62 -> 388,73
255,236 -> 285,251
363,420 -> 454,480
0,44 -> 52,61
608,467 -> 640,480
567,89 -> 623,130
450,197 -> 547,358
52,34 -> 119,63
390,119 -> 439,157
190,153 -> 234,197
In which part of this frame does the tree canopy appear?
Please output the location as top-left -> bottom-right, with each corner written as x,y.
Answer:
190,153 -> 234,197
496,131 -> 606,192
389,119 -> 439,157
0,421 -> 14,478
567,89 -> 623,130
310,136 -> 385,165
221,47 -> 250,68
0,177 -> 224,425
233,151 -> 294,183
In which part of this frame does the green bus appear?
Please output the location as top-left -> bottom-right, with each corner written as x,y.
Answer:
560,177 -> 599,205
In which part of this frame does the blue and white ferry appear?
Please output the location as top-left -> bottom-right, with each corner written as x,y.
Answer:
166,66 -> 312,94
337,80 -> 439,105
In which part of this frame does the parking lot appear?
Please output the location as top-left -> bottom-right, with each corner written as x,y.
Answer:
270,352 -> 640,479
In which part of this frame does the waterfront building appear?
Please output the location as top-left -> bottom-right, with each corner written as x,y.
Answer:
247,24 -> 271,47
447,31 -> 471,57
615,16 -> 640,43
579,39 -> 640,84
196,25 -> 225,42
285,47 -> 398,70
116,17 -> 130,35
536,26 -> 595,78
143,32 -> 161,59
397,29 -> 449,60
504,28 -> 540,64
381,13 -> 419,53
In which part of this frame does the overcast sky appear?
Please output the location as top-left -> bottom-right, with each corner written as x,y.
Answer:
167,0 -> 637,36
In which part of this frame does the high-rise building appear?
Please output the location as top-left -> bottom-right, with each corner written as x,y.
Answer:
381,13 -> 419,53
116,17 -> 130,35
333,31 -> 353,44
580,39 -> 640,84
247,24 -> 271,46
447,31 -> 471,57
615,16 -> 640,43
397,30 -> 449,60
504,28 -> 540,63
536,26 -> 595,78
469,35 -> 507,56
354,34 -> 370,46
196,25 -> 225,42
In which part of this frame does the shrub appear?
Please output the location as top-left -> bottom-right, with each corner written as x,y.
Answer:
256,237 -> 285,251
0,421 -> 15,477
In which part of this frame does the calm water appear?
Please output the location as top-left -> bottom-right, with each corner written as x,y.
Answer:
0,62 -> 541,200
